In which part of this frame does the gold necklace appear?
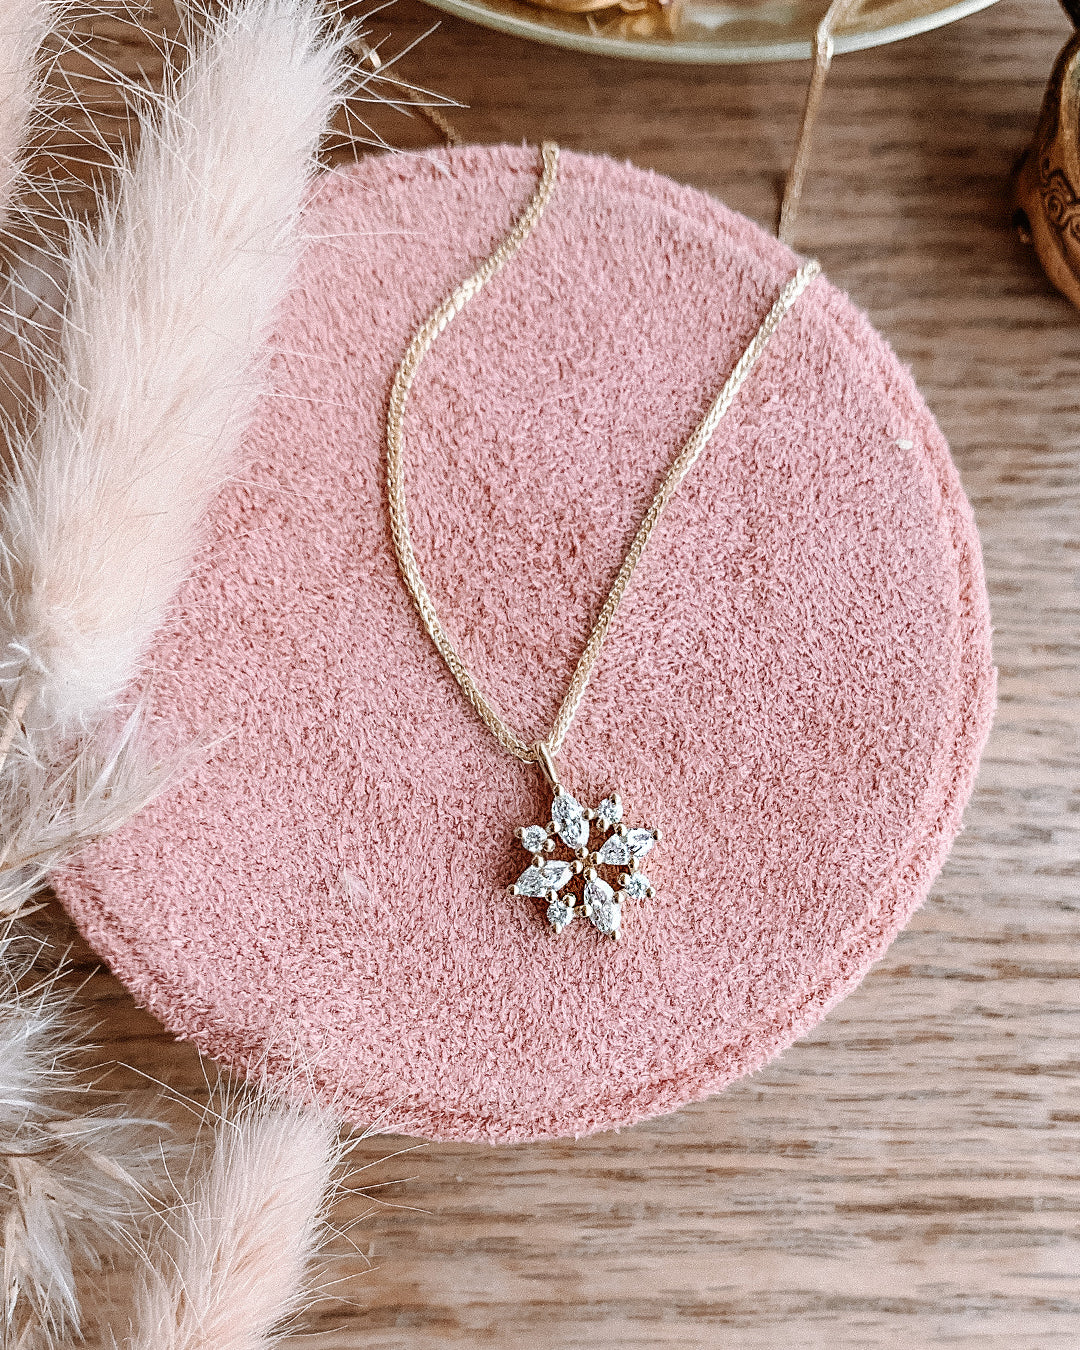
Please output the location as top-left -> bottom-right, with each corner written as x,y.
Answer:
386,143 -> 820,940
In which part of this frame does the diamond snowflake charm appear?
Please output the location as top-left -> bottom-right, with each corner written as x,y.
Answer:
508,782 -> 660,941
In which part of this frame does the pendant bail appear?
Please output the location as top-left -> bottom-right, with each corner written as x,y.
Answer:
535,742 -> 561,792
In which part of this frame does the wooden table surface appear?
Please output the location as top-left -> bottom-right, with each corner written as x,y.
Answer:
55,0 -> 1080,1345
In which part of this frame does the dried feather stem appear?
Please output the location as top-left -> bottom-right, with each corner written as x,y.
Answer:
777,0 -> 864,244
0,2 -> 358,1343
0,7 -> 169,1347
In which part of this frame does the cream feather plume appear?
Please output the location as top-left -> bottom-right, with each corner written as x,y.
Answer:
0,6 -> 167,1344
0,0 -> 353,740
0,0 -> 355,911
0,4 -> 399,1344
124,1096 -> 343,1350
0,0 -> 48,221
0,3 -> 356,1337
0,701 -> 181,915
0,0 -> 55,439
0,932 -> 166,1348
0,5 -> 153,1344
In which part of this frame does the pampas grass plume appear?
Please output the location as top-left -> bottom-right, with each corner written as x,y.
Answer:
126,1098 -> 342,1350
0,4 -> 363,1344
0,935 -> 164,1347
0,0 -> 48,217
0,0 -> 352,737
0,700 -> 180,914
0,8 -> 165,1346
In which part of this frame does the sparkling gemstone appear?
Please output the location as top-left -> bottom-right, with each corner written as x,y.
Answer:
621,871 -> 650,900
514,860 -> 571,897
551,790 -> 590,850
625,828 -> 656,860
541,860 -> 573,891
520,825 -> 548,853
514,866 -> 547,898
547,898 -> 573,930
596,834 -> 632,866
585,877 -> 620,936
596,794 -> 622,828
584,875 -> 614,915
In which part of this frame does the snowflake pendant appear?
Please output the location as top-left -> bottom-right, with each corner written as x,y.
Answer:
507,786 -> 660,940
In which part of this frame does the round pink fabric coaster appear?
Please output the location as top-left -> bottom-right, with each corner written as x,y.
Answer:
52,146 -> 994,1143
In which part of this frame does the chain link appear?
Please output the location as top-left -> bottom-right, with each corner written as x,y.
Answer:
385,142 -> 820,768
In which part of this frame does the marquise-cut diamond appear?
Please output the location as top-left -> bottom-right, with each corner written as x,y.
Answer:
514,866 -> 547,898
621,871 -> 650,900
513,866 -> 546,897
584,875 -> 613,911
584,877 -> 620,937
551,791 -> 590,850
625,828 -> 656,860
541,860 -> 573,891
590,901 -> 620,937
596,794 -> 622,828
547,897 -> 573,931
520,825 -> 549,853
514,860 -> 572,897
596,834 -> 632,866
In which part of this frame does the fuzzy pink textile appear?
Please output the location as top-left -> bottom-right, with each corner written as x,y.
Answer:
52,146 -> 994,1142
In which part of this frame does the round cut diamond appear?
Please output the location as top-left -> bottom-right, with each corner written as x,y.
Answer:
621,871 -> 650,900
596,834 -> 632,867
520,825 -> 548,853
551,791 -> 590,850
625,828 -> 655,860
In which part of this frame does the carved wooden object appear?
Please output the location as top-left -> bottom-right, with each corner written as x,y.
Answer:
1014,27 -> 1080,305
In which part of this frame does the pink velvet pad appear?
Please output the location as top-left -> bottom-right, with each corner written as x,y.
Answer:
52,146 -> 994,1142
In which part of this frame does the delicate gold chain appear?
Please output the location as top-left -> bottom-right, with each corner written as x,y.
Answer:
386,142 -> 821,769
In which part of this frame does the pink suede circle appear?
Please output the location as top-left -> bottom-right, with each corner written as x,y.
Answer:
52,146 -> 994,1142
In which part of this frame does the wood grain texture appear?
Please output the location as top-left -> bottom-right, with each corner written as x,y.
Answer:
40,0 -> 1080,1344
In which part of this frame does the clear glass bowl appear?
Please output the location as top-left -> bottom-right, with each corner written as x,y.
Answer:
419,0 -> 1001,64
